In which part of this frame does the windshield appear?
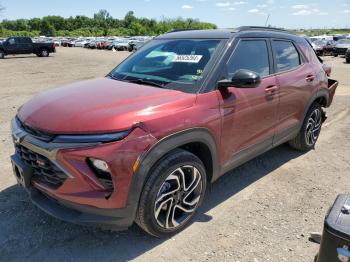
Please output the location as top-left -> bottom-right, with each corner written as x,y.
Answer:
109,39 -> 223,93
314,40 -> 326,46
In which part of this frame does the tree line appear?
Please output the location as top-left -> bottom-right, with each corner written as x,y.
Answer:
0,10 -> 217,37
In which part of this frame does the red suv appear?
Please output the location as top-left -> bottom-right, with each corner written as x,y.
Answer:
10,27 -> 338,237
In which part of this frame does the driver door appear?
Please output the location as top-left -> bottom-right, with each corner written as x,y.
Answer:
5,38 -> 18,54
218,39 -> 279,167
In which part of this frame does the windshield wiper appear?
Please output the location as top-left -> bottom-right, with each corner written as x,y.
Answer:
126,78 -> 167,88
107,74 -> 167,88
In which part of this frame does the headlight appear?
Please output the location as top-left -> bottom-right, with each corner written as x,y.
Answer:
90,158 -> 110,172
52,130 -> 130,143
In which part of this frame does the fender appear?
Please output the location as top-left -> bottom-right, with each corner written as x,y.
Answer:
301,88 -> 329,122
126,128 -> 220,210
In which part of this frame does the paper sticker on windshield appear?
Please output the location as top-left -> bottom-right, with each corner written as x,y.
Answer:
173,55 -> 203,63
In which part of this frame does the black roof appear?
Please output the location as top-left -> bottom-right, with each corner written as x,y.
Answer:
156,26 -> 302,42
157,29 -> 234,39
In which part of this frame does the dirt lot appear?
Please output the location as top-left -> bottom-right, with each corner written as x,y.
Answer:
0,48 -> 349,262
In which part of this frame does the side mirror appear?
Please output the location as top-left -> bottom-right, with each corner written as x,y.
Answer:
218,69 -> 261,90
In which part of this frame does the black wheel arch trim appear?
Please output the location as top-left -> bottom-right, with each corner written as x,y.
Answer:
126,128 -> 220,218
302,88 -> 329,121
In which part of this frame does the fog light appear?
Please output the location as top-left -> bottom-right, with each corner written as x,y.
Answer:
90,158 -> 110,173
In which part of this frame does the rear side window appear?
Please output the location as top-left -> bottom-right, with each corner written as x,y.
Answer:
272,40 -> 301,72
227,40 -> 270,78
19,37 -> 31,43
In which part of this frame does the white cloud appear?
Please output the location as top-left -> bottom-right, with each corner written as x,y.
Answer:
292,9 -> 313,15
256,4 -> 267,8
344,10 -> 350,13
232,1 -> 247,5
248,8 -> 260,13
181,5 -> 193,9
216,2 -> 231,7
228,7 -> 236,10
292,4 -> 308,9
266,0 -> 274,4
292,6 -> 328,16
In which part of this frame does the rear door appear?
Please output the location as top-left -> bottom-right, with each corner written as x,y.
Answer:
18,37 -> 33,54
271,39 -> 318,144
218,38 -> 279,163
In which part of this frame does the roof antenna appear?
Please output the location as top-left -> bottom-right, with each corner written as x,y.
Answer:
265,14 -> 271,27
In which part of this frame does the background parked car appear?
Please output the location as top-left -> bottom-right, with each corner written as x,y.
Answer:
313,40 -> 337,56
61,39 -> 76,47
87,40 -> 97,49
128,40 -> 147,52
96,41 -> 107,49
333,39 -> 350,56
74,39 -> 88,47
114,39 -> 130,51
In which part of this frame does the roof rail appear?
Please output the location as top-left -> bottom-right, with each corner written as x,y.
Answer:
237,26 -> 294,34
166,28 -> 201,33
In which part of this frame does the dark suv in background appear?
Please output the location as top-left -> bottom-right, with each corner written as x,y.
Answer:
10,27 -> 338,237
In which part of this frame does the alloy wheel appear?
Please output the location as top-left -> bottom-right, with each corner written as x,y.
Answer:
154,165 -> 203,229
305,108 -> 322,146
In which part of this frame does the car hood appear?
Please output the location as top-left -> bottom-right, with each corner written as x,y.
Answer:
18,78 -> 196,134
335,43 -> 350,48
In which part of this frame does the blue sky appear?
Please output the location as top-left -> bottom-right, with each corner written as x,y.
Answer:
0,0 -> 350,29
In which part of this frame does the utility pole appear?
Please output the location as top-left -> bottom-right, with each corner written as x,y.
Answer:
265,14 -> 270,27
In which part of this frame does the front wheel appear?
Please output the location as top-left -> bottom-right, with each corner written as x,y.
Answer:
0,50 -> 4,59
289,102 -> 323,151
346,59 -> 350,63
136,149 -> 207,237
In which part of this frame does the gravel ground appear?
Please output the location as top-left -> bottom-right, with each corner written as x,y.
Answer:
0,48 -> 349,262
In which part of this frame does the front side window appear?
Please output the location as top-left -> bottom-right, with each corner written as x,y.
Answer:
272,40 -> 301,72
226,40 -> 270,78
110,39 -> 223,93
8,38 -> 16,45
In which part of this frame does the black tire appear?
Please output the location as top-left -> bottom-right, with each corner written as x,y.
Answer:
136,149 -> 207,237
346,59 -> 350,63
334,54 -> 338,57
289,102 -> 323,151
40,49 -> 49,57
0,50 -> 4,59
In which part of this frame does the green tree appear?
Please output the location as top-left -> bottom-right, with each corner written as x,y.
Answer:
0,10 -> 218,37
40,20 -> 56,36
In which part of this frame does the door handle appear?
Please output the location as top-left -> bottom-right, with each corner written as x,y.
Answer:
265,85 -> 278,95
306,75 -> 315,82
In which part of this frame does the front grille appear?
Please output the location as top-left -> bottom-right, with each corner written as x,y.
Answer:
16,117 -> 54,142
15,144 -> 68,189
335,48 -> 348,54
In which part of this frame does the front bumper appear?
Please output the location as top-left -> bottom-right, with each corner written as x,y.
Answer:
10,117 -> 156,228
334,48 -> 348,56
29,187 -> 134,229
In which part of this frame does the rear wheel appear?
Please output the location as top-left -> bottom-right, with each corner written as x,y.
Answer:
289,102 -> 323,151
136,149 -> 207,237
0,50 -> 4,59
346,59 -> 350,63
40,49 -> 49,57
